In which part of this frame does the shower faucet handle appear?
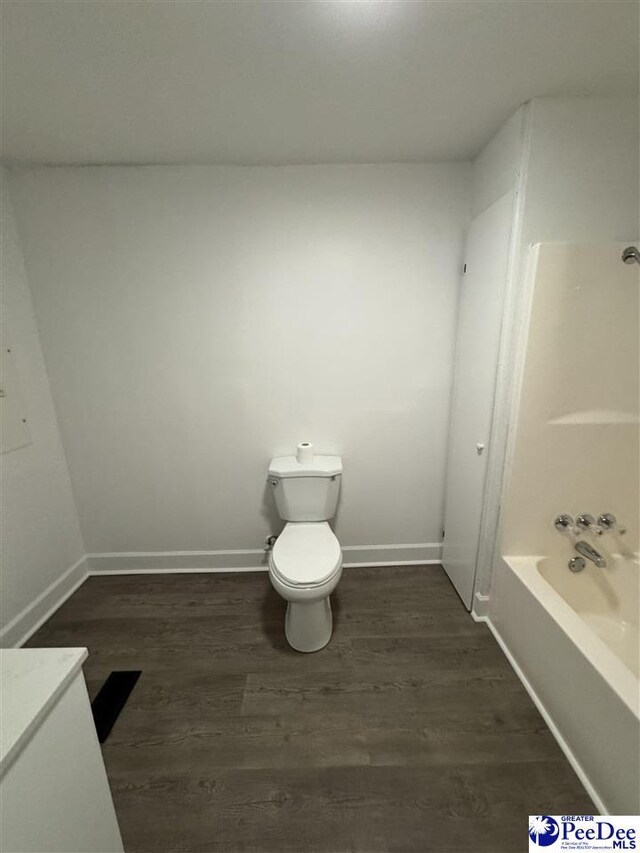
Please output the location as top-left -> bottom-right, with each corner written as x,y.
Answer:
575,514 -> 602,535
597,513 -> 627,535
554,514 -> 575,534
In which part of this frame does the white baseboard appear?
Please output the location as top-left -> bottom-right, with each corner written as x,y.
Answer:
471,592 -> 490,621
1,544 -> 442,647
484,616 -> 605,815
0,555 -> 88,648
342,542 -> 441,568
86,542 -> 442,575
86,549 -> 269,574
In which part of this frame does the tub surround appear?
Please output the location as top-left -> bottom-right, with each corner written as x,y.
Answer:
485,241 -> 640,814
503,243 -> 640,559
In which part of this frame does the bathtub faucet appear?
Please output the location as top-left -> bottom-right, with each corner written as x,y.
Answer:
574,540 -> 607,569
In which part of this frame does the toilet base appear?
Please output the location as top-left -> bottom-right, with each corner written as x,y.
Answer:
285,597 -> 333,653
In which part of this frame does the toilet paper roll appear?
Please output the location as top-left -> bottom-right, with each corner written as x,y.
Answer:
296,442 -> 313,464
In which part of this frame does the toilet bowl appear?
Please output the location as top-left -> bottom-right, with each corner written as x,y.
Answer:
268,522 -> 343,652
266,452 -> 343,652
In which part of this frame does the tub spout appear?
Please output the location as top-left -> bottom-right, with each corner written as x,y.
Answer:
575,540 -> 607,568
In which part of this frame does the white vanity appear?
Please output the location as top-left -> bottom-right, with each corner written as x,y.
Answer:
0,648 -> 123,853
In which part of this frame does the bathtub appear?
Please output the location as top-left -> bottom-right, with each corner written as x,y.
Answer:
488,551 -> 640,814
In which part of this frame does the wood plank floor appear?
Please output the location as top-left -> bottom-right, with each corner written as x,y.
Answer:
28,566 -> 593,852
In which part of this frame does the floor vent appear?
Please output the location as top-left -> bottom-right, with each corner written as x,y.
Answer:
91,670 -> 141,743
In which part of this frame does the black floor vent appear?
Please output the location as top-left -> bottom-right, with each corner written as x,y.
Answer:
91,670 -> 141,743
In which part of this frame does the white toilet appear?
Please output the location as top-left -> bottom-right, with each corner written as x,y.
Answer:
267,454 -> 343,652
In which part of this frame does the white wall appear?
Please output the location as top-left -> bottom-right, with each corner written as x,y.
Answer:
522,97 -> 638,247
471,107 -> 526,218
1,170 -> 85,644
8,164 -> 470,557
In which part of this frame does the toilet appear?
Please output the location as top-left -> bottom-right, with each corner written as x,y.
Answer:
267,454 -> 343,652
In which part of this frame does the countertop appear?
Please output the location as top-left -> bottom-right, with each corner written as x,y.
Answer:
0,647 -> 87,775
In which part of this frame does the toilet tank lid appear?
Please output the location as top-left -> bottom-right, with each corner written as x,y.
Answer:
268,455 -> 342,478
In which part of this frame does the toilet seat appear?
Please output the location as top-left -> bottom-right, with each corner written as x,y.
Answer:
270,522 -> 342,587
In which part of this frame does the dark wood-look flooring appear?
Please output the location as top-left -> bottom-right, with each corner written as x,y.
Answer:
28,566 -> 592,852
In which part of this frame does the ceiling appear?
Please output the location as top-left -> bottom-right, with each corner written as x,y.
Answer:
1,0 -> 638,166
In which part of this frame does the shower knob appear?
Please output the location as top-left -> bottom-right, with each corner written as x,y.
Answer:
576,514 -> 601,534
598,513 -> 627,535
554,514 -> 574,534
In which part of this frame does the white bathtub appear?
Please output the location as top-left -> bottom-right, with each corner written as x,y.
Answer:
488,551 -> 640,814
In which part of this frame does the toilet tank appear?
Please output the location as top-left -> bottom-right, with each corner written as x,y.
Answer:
268,455 -> 342,522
